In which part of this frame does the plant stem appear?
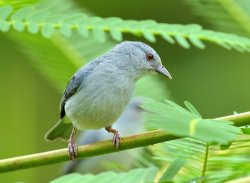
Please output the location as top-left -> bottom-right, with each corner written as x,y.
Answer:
0,130 -> 177,173
201,143 -> 209,181
0,111 -> 250,173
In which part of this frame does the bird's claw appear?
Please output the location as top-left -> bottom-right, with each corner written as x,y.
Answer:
112,132 -> 122,149
68,140 -> 78,160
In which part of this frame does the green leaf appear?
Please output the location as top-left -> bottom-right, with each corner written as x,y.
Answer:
51,167 -> 158,183
220,142 -> 232,150
185,0 -> 250,36
241,126 -> 250,134
0,0 -> 37,10
13,20 -> 25,31
174,35 -> 190,48
2,4 -> 250,51
10,6 -> 33,20
188,35 -> 205,49
60,24 -> 72,37
159,158 -> 186,181
0,5 -> 12,31
30,9 -> 50,21
184,101 -> 202,118
161,33 -> 175,44
151,136 -> 250,182
142,29 -> 156,42
0,21 -> 10,31
77,26 -> 89,37
0,5 -> 12,20
110,29 -> 122,41
41,23 -> 54,38
93,28 -> 106,42
27,21 -> 39,33
143,99 -> 242,144
152,138 -> 207,182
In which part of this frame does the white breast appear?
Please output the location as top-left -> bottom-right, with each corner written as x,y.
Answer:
65,72 -> 135,130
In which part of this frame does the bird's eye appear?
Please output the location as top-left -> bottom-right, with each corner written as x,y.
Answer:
146,53 -> 154,61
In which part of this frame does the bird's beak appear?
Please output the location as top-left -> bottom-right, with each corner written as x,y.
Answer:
155,65 -> 172,79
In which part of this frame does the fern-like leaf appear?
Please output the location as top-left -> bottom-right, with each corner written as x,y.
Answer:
51,167 -> 157,183
184,0 -> 250,36
0,0 -> 37,10
0,4 -> 250,51
143,99 -> 242,144
152,136 -> 250,182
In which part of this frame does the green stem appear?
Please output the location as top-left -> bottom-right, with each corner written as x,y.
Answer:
216,112 -> 250,126
201,143 -> 209,181
0,112 -> 250,173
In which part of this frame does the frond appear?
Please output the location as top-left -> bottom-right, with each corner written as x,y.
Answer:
0,5 -> 250,52
143,99 -> 241,144
0,0 -> 38,10
206,136 -> 250,182
184,0 -> 250,36
51,167 -> 157,183
152,138 -> 207,182
151,135 -> 250,182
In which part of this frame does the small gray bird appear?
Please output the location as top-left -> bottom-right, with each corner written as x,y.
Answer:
63,98 -> 145,174
45,41 -> 172,159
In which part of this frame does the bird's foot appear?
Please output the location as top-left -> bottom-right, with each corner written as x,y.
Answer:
68,139 -> 78,160
68,127 -> 78,160
105,126 -> 122,149
112,132 -> 122,149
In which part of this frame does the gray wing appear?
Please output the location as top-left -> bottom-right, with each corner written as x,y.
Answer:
60,60 -> 100,118
60,74 -> 82,118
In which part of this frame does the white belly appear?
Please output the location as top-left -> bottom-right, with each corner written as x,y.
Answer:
64,81 -> 134,130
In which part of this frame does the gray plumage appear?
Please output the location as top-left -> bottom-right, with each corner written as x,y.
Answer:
45,41 -> 171,141
60,61 -> 99,118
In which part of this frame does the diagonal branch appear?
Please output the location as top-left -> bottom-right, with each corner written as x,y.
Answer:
0,112 -> 250,173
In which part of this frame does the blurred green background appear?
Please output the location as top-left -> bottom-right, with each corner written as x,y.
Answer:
0,0 -> 250,182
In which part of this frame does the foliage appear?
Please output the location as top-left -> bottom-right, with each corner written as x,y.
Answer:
143,99 -> 242,144
0,0 -> 38,10
151,136 -> 250,182
51,167 -> 158,183
0,0 -> 250,182
1,4 -> 250,51
1,0 -> 169,100
184,0 -> 250,36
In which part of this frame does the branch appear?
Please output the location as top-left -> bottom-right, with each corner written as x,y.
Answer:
0,112 -> 250,173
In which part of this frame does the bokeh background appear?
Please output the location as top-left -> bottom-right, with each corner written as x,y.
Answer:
0,0 -> 250,182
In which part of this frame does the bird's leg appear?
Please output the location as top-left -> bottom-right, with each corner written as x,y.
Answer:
68,127 -> 78,160
105,126 -> 122,149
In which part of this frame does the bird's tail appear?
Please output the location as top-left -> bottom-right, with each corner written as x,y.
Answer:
45,119 -> 73,142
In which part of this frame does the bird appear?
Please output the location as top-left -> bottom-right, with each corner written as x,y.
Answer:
45,41 -> 172,160
63,98 -> 145,173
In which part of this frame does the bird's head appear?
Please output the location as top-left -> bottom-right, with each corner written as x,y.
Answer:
111,41 -> 172,80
